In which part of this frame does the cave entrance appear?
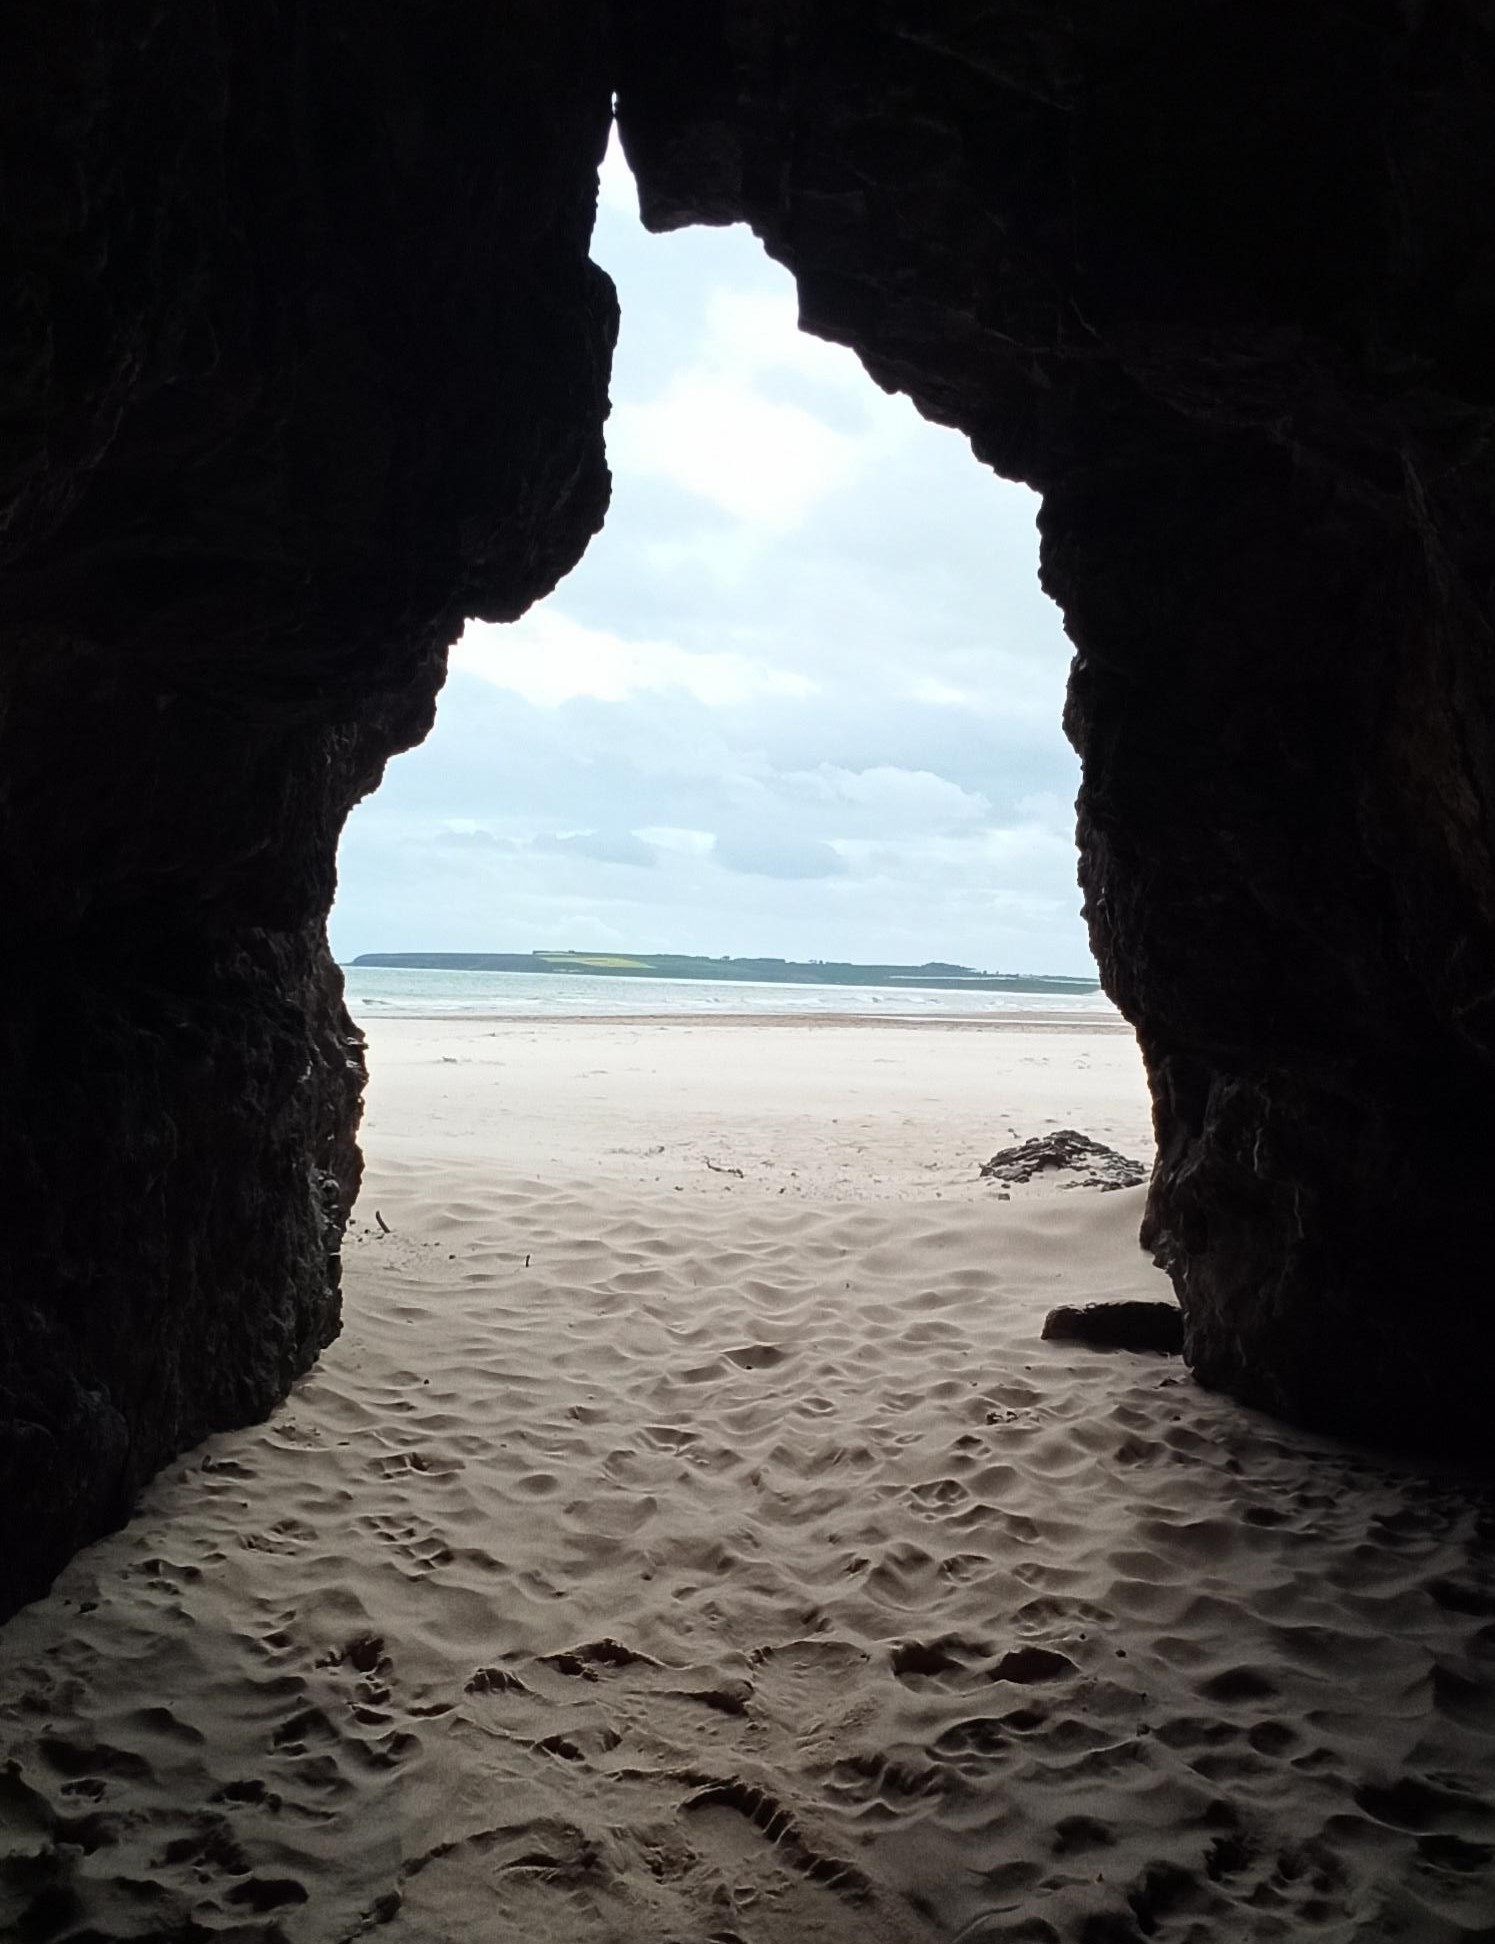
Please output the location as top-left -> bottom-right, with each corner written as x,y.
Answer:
327,126 -> 1152,1206
332,132 -> 1092,1033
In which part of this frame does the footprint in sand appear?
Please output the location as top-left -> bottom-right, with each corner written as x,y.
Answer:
238,1517 -> 316,1555
679,1773 -> 871,1903
374,1449 -> 465,1480
824,1748 -> 948,1816
724,1343 -> 788,1371
890,1635 -> 992,1684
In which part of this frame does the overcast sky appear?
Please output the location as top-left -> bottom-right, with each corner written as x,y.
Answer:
331,136 -> 1093,976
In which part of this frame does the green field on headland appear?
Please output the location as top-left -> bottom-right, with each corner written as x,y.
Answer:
351,951 -> 1101,995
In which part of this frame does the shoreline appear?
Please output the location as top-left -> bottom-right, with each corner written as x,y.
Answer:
353,1013 -> 1154,1197
346,1007 -> 1131,1033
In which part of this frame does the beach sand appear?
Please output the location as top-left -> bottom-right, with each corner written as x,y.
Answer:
2,1016 -> 1493,1941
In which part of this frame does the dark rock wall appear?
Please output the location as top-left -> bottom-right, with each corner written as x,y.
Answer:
614,1 -> 1495,1455
0,2 -> 616,1615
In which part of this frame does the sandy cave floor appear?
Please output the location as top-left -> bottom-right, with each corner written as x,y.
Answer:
1,1018 -> 1493,1943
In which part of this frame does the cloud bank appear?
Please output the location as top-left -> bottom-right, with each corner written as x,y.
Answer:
332,134 -> 1090,977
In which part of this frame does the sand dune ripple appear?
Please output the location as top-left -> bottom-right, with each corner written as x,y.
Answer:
2,1163 -> 1493,1941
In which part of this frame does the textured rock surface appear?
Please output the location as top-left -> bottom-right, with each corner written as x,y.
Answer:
615,1 -> 1495,1458
979,1130 -> 1147,1193
0,2 -> 615,1615
1043,1302 -> 1185,1356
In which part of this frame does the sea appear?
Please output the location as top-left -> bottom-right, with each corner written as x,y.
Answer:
340,963 -> 1120,1023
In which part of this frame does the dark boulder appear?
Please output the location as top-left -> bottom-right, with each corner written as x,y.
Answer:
1043,1302 -> 1185,1356
980,1132 -> 1148,1193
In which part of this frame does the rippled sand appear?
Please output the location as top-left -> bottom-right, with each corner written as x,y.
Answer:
1,1020 -> 1492,1941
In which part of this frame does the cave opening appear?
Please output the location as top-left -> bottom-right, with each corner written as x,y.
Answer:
4,7 -> 1495,1935
332,130 -> 1094,997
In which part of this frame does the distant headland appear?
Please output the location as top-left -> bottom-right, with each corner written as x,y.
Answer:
350,951 -> 1102,995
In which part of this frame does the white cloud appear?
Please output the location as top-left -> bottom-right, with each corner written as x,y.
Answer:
910,676 -> 971,708
453,608 -> 817,708
432,823 -> 516,850
606,277 -> 907,533
545,915 -> 626,949
792,763 -> 990,829
1016,791 -> 1077,837
715,832 -> 846,880
330,141 -> 1096,978
534,828 -> 658,868
609,375 -> 861,530
700,288 -> 865,393
635,826 -> 716,856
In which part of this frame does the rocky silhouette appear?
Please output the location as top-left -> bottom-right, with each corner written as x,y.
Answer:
980,1131 -> 1148,1193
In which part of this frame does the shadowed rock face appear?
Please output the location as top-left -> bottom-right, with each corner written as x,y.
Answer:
613,1 -> 1495,1458
1,2 -> 1492,1615
0,2 -> 616,1615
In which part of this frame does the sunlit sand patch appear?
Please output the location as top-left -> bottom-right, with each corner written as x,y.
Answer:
1,1022 -> 1491,1940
